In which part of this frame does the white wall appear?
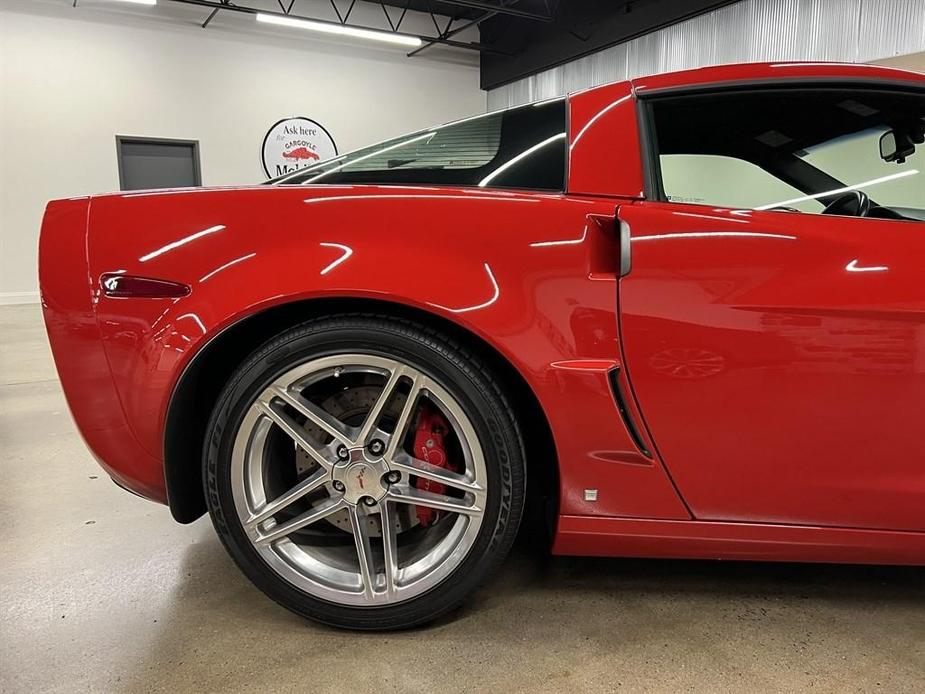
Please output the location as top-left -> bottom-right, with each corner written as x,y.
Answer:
0,0 -> 484,303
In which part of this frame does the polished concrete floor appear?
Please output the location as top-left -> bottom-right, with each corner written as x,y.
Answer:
1,303 -> 923,693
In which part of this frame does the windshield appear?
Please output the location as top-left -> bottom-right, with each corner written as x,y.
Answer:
799,126 -> 924,210
271,98 -> 567,191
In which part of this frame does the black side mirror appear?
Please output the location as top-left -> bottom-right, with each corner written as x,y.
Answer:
880,129 -> 915,164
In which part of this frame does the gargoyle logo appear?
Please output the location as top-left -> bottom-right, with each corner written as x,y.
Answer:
262,117 -> 337,179
282,146 -> 320,162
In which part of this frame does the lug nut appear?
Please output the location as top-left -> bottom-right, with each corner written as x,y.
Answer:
384,471 -> 401,485
332,480 -> 345,493
336,445 -> 349,461
368,439 -> 385,456
362,496 -> 377,507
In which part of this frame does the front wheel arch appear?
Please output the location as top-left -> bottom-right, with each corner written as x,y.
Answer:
163,298 -> 559,532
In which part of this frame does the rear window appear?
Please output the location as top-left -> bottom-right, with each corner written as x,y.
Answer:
273,99 -> 567,191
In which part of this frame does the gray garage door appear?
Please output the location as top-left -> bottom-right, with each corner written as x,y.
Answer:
116,136 -> 202,191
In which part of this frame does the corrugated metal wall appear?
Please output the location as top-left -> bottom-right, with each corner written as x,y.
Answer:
487,0 -> 925,109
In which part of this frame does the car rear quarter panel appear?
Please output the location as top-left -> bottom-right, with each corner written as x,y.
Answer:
39,197 -> 167,501
84,186 -> 690,520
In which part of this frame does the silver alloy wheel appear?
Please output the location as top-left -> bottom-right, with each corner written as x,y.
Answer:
230,354 -> 488,606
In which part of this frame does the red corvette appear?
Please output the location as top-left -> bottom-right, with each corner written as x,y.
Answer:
40,63 -> 925,629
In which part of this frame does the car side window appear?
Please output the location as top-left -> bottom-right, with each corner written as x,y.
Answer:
661,154 -> 822,212
650,88 -> 925,221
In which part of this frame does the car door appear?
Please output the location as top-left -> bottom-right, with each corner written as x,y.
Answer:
618,84 -> 925,532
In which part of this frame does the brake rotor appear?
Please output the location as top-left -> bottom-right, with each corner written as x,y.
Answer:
295,384 -> 419,537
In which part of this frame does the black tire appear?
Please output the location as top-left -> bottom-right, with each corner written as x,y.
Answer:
203,314 -> 526,630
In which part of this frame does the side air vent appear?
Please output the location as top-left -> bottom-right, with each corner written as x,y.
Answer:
608,367 -> 652,458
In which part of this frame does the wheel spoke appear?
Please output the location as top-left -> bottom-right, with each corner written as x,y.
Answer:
356,367 -> 404,445
388,484 -> 482,517
385,373 -> 424,458
254,497 -> 345,546
269,384 -> 353,445
379,501 -> 399,597
390,451 -> 482,494
348,506 -> 377,599
256,401 -> 332,469
245,467 -> 329,529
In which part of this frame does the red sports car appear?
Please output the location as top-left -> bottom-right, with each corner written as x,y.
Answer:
40,63 -> 925,630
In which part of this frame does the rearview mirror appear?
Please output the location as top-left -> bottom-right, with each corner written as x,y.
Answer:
880,129 -> 915,164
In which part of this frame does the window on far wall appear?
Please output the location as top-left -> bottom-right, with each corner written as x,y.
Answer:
116,136 -> 202,191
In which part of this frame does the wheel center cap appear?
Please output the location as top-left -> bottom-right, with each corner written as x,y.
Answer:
334,450 -> 389,504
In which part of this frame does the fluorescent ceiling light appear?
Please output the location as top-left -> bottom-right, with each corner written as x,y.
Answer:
257,14 -> 422,47
111,0 -> 156,5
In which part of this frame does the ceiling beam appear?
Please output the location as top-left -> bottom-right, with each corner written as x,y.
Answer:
407,0 -> 521,57
159,0 -> 510,54
433,0 -> 552,22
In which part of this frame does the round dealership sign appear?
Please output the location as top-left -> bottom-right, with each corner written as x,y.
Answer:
261,117 -> 337,179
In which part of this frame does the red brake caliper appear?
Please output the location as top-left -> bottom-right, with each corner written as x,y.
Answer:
412,404 -> 455,526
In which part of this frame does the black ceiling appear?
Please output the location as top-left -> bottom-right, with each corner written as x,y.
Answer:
377,1 -> 742,90
477,0 -> 741,90
376,0 -> 554,22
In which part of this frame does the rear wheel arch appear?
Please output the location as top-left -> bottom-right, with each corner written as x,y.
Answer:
163,297 -> 559,528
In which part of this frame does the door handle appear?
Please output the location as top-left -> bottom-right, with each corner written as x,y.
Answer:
619,218 -> 632,277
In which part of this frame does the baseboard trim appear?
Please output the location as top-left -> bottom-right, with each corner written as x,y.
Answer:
0,291 -> 40,306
